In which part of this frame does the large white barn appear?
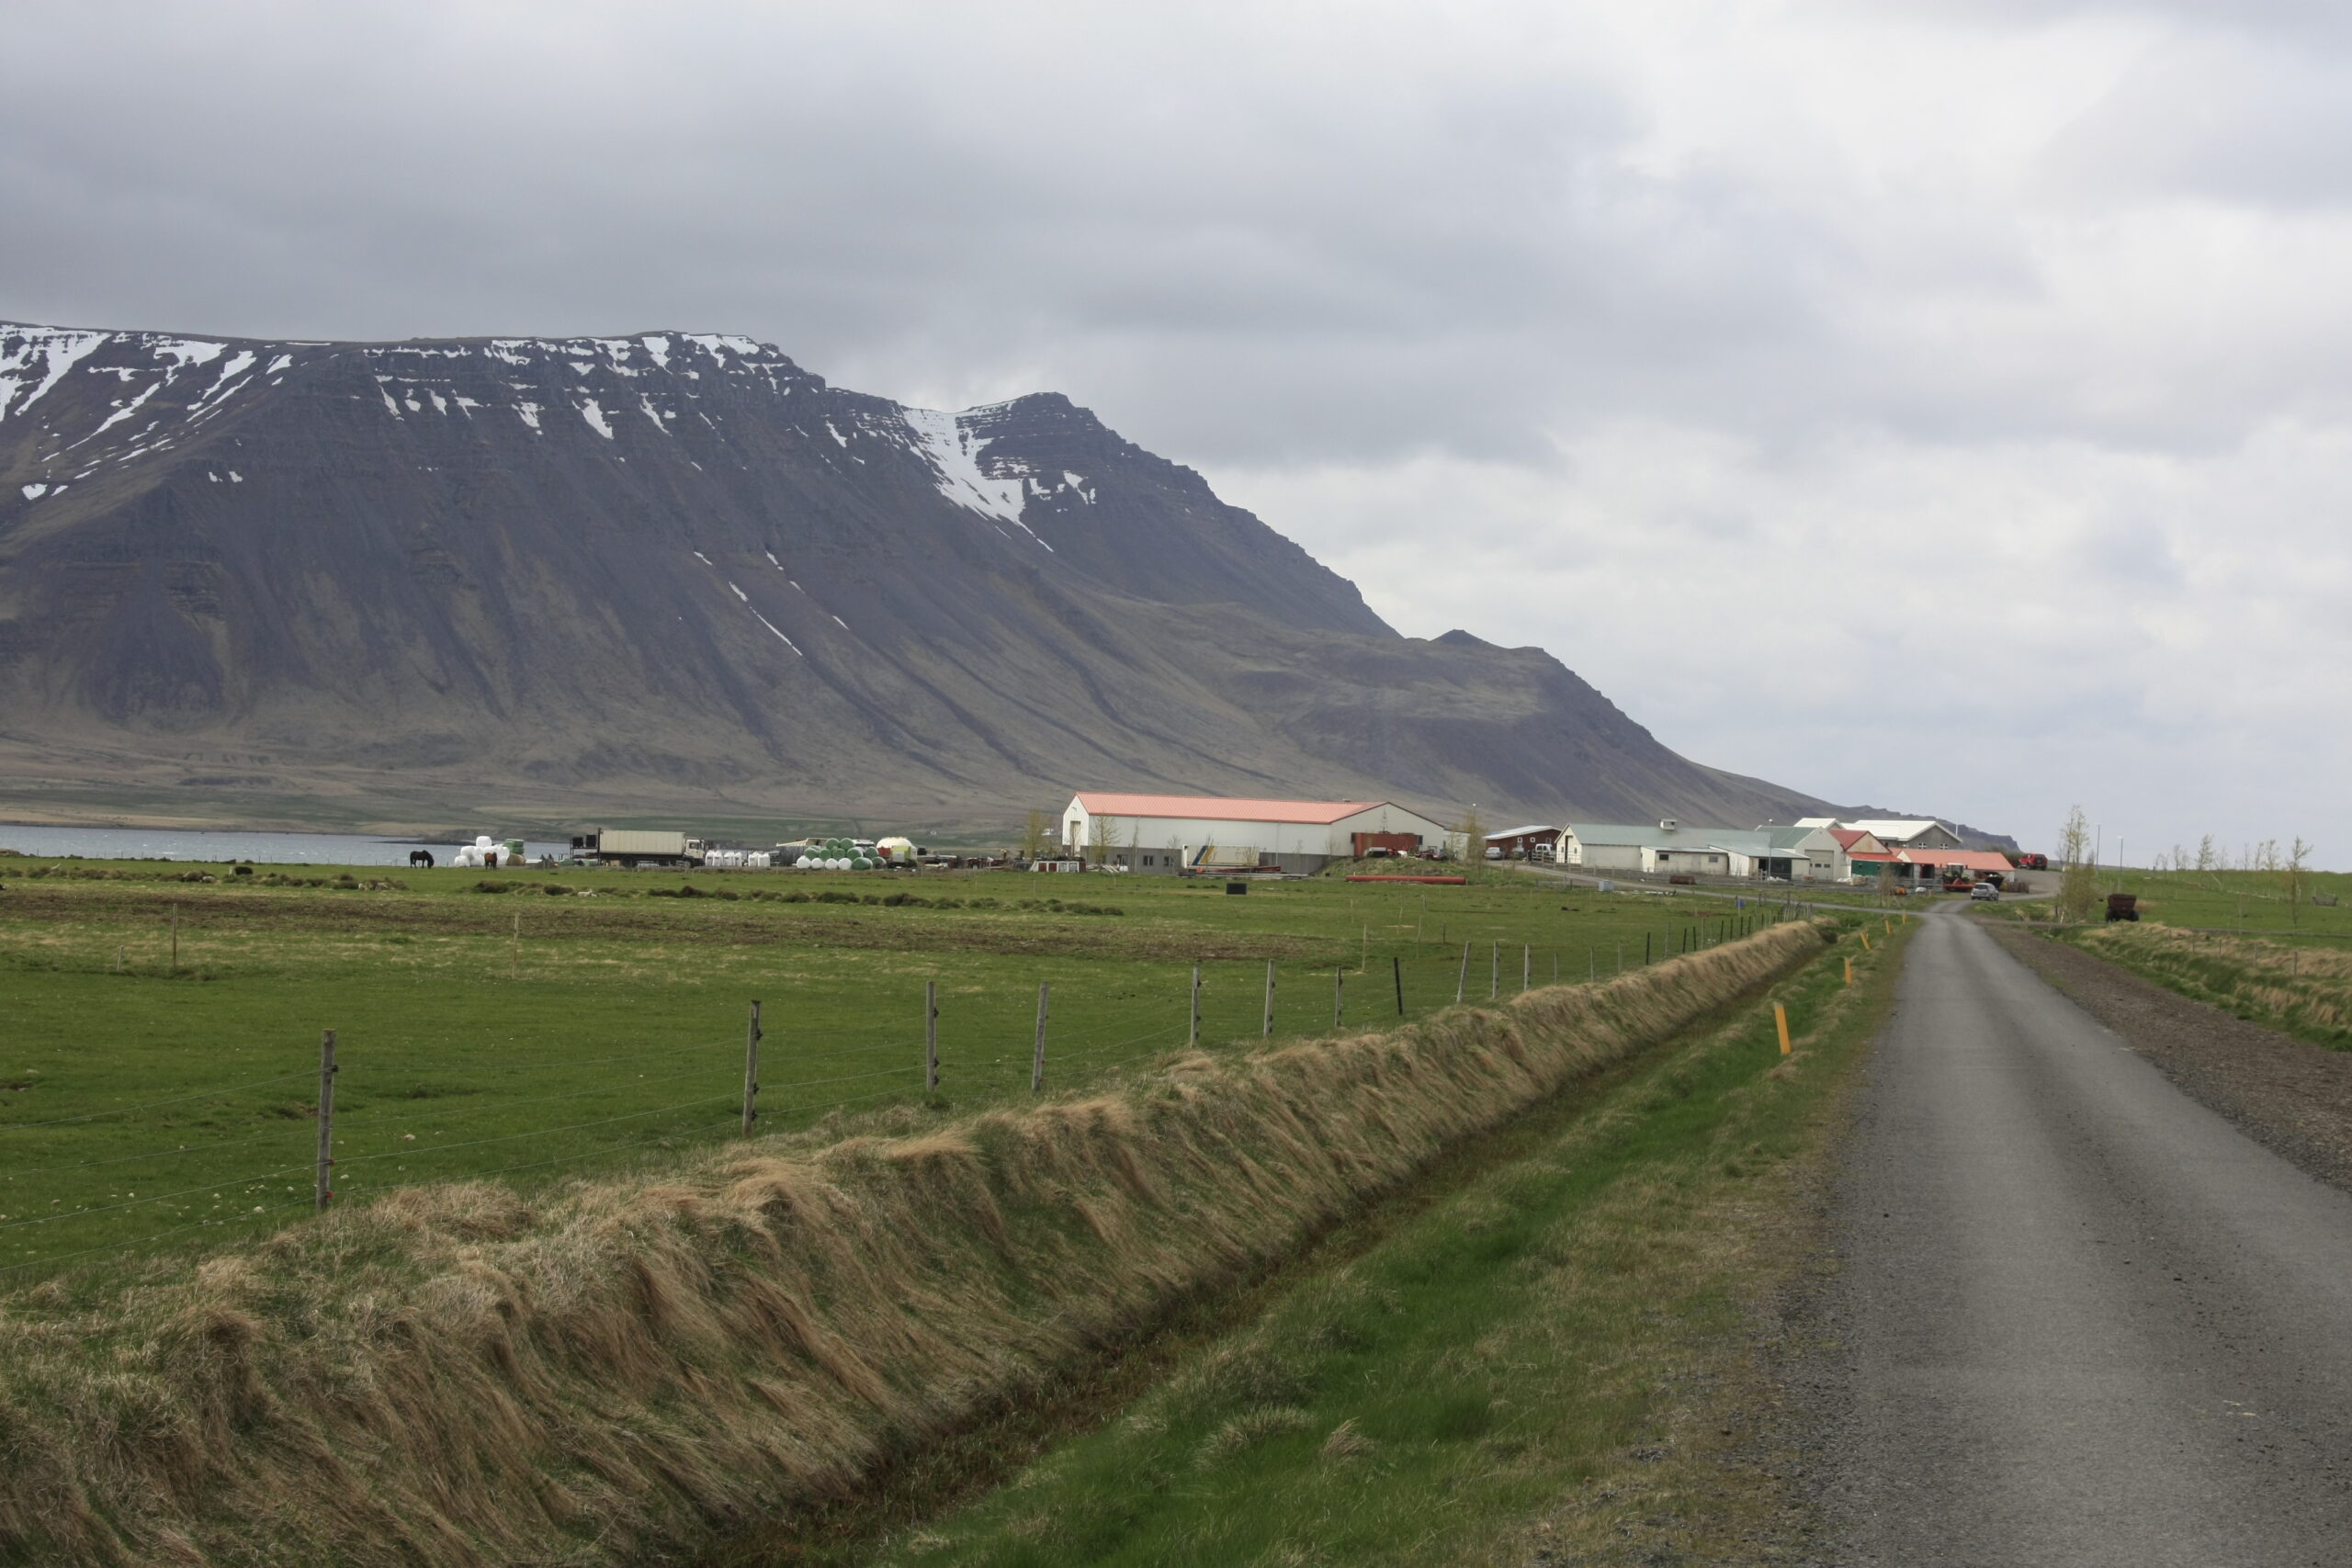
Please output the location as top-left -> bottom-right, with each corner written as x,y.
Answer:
1060,793 -> 1452,874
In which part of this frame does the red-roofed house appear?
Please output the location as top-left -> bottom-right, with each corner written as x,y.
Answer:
1061,793 -> 1452,874
1828,828 -> 1888,858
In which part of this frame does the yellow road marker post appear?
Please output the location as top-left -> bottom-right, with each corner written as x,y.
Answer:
1860,931 -> 1872,952
1844,957 -> 1854,987
1774,1002 -> 1792,1055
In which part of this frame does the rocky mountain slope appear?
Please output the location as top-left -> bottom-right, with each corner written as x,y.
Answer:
0,320 -> 1843,836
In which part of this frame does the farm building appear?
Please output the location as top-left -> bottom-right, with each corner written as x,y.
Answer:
1828,827 -> 1889,860
1486,825 -> 1565,861
1798,817 -> 1962,851
1059,793 -> 1451,874
1850,847 -> 2016,885
1555,820 -> 1847,881
1559,820 -> 1736,876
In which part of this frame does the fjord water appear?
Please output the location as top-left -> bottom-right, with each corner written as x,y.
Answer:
0,824 -> 568,865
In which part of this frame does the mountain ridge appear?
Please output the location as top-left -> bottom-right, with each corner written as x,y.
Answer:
0,318 -> 1943,841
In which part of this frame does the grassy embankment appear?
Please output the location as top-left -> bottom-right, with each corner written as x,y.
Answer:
0,862 -> 1780,1284
1976,866 -> 2352,1050
824,912 -> 1901,1568
0,908 -> 1836,1568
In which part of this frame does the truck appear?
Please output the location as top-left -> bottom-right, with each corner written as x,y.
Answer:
2105,892 -> 2140,922
570,829 -> 702,869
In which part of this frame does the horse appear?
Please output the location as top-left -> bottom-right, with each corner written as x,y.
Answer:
409,850 -> 435,868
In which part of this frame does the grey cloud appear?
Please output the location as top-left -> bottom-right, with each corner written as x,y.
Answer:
4,0 -> 2349,855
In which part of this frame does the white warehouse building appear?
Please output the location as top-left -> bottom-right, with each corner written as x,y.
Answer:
1060,793 -> 1452,874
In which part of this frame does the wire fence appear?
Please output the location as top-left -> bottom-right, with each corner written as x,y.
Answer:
0,904 -> 1802,1281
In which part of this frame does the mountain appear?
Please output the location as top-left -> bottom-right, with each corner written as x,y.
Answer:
0,320 -> 1845,839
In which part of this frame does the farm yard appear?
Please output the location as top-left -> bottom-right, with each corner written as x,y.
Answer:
0,857 -> 1793,1287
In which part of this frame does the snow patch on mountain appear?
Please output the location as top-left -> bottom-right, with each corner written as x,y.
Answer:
899,406 -> 1039,537
0,328 -> 109,422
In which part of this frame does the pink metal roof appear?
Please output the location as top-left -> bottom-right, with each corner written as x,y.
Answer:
1074,792 -> 1387,825
1898,848 -> 2013,872
1829,829 -> 1873,850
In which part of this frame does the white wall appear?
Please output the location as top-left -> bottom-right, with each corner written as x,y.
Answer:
1644,847 -> 1728,874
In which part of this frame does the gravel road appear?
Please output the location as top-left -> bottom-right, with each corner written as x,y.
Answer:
1803,906 -> 2352,1566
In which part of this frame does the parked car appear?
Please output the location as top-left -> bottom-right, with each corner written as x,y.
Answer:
1971,882 -> 1999,902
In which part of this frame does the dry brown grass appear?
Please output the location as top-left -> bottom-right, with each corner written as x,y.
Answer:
2073,922 -> 2352,1047
0,923 -> 1828,1567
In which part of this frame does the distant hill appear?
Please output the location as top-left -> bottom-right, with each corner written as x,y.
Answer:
0,320 -> 1883,839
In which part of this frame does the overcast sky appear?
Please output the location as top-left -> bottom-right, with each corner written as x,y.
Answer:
6,0 -> 2345,864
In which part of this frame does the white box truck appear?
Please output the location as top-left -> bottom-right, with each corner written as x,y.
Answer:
571,829 -> 701,868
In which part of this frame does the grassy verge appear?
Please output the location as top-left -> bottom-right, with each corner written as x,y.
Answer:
2015,920 -> 2352,1052
828,917 -> 1903,1568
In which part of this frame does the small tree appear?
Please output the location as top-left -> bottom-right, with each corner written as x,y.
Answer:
1453,807 -> 1487,865
1089,811 -> 1114,868
2057,806 -> 2098,924
1021,808 -> 1049,863
2288,836 -> 2312,926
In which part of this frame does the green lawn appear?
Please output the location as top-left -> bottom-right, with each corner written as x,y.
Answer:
0,860 -> 1794,1286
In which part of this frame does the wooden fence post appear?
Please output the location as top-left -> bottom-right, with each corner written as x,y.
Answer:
1456,941 -> 1470,1004
1262,961 -> 1275,1037
1032,983 -> 1049,1092
1393,955 -> 1404,1015
1190,964 -> 1202,1046
1333,964 -> 1344,1029
314,1030 -> 337,1212
741,1000 -> 762,1136
1489,941 -> 1498,999
1522,944 -> 1530,994
170,906 -> 179,973
925,980 -> 939,1093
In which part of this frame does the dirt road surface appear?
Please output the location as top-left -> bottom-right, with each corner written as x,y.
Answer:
1804,907 -> 2352,1566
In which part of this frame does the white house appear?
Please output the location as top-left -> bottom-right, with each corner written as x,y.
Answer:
1059,793 -> 1452,874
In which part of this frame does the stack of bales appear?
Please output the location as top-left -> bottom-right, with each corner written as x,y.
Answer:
799,837 -> 877,871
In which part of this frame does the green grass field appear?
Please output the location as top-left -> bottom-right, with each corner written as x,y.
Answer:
0,858 -> 1798,1286
1975,864 -> 2352,938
